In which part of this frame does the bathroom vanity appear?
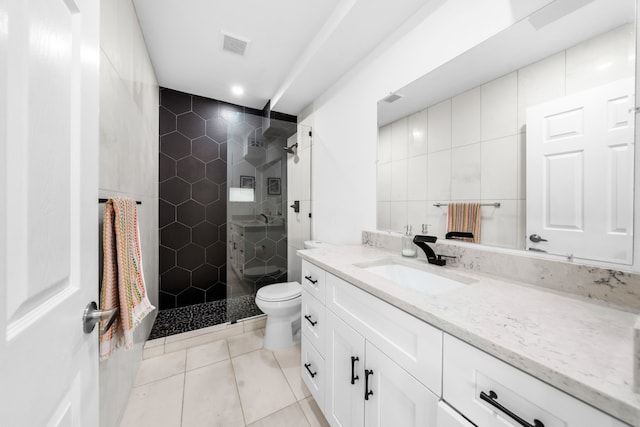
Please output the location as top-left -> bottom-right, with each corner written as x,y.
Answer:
298,244 -> 639,427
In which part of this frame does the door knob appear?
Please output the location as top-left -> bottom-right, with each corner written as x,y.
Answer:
290,200 -> 300,213
82,301 -> 119,334
529,234 -> 548,243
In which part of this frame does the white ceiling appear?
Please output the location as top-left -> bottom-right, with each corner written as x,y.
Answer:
132,0 -> 431,116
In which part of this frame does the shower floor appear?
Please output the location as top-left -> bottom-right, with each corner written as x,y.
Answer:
148,294 -> 263,340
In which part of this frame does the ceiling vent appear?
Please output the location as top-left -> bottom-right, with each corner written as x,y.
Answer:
382,92 -> 403,103
222,32 -> 249,56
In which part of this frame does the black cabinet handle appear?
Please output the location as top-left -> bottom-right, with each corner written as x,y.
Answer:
304,275 -> 318,284
479,391 -> 544,427
364,369 -> 374,400
351,356 -> 359,384
304,363 -> 317,378
304,315 -> 317,326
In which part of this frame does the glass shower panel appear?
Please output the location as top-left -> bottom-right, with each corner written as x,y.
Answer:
225,111 -> 296,323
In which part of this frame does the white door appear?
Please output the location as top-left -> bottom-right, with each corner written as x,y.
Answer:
287,124 -> 312,282
526,79 -> 635,264
0,0 -> 100,425
364,341 -> 439,426
325,311 -> 365,427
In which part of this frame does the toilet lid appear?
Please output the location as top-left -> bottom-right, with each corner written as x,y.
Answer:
244,265 -> 281,277
257,282 -> 301,302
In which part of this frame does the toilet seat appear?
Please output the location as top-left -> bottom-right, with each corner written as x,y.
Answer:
256,282 -> 301,302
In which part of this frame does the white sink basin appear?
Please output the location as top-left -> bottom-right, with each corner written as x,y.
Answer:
362,262 -> 468,295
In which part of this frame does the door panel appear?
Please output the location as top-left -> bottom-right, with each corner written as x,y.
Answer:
325,311 -> 365,427
0,0 -> 99,425
526,79 -> 634,264
364,341 -> 439,427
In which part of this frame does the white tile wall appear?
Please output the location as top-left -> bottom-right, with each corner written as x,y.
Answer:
481,72 -> 518,141
389,202 -> 408,232
390,160 -> 408,201
377,24 -> 634,250
480,135 -> 518,200
407,155 -> 428,200
427,150 -> 451,201
427,99 -> 452,153
451,87 -> 481,147
451,143 -> 481,200
517,52 -> 565,130
480,200 -> 518,248
98,0 -> 159,426
378,124 -> 392,163
391,118 -> 409,160
408,110 -> 428,157
566,24 -> 635,95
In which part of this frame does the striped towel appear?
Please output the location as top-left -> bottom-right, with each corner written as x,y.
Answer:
100,198 -> 155,360
446,203 -> 481,243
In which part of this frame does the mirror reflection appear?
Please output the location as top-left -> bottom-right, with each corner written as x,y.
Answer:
376,0 -> 636,265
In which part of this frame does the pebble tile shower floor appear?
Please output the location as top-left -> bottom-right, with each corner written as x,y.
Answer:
149,294 -> 263,339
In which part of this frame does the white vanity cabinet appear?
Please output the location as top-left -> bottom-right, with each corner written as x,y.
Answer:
300,259 -> 630,427
325,310 -> 439,427
301,261 -> 328,412
301,260 -> 442,427
442,334 -> 629,427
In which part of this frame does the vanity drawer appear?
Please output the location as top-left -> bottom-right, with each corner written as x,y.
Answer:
301,290 -> 325,356
442,334 -> 628,427
301,260 -> 326,303
326,272 -> 442,395
301,335 -> 325,412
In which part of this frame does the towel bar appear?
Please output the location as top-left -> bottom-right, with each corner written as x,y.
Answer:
98,198 -> 141,205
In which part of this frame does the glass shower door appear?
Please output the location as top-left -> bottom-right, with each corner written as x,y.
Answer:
225,112 -> 296,323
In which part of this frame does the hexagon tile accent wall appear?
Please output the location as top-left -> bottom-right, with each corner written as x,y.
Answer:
159,88 -> 243,310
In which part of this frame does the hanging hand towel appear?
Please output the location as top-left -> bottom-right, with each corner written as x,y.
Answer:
100,198 -> 155,360
446,202 -> 481,243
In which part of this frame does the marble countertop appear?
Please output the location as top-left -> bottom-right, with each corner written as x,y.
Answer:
298,244 -> 640,426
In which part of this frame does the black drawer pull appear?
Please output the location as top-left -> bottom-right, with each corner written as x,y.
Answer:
304,275 -> 318,284
479,391 -> 544,427
364,369 -> 374,401
351,356 -> 359,384
304,363 -> 317,378
304,315 -> 317,326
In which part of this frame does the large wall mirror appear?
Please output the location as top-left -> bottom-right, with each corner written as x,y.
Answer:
376,0 -> 636,265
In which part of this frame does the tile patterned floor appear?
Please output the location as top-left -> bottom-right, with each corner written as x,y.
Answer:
120,316 -> 329,427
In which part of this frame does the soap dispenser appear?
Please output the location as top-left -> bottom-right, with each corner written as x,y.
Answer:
402,225 -> 417,257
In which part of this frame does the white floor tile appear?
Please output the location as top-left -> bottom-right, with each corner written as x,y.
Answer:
299,396 -> 330,427
243,316 -> 267,332
182,360 -> 245,427
164,324 -> 243,353
186,339 -> 230,371
273,344 -> 310,401
134,350 -> 186,386
247,403 -> 310,427
119,374 -> 184,427
232,349 -> 297,424
228,329 -> 265,358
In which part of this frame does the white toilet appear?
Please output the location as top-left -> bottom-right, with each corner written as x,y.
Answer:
255,240 -> 327,350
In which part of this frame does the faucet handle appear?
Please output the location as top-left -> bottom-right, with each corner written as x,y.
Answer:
421,224 -> 431,234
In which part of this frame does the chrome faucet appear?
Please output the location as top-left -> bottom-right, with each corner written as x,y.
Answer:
260,213 -> 269,224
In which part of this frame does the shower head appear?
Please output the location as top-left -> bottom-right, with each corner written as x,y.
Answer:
283,143 -> 298,154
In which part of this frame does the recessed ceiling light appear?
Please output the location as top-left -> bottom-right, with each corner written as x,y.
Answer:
231,86 -> 244,96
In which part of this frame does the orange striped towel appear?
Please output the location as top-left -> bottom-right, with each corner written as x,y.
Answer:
446,203 -> 481,243
100,198 -> 155,360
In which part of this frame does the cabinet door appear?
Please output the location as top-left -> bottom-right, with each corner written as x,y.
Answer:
325,311 -> 365,427
436,401 -> 475,427
364,341 -> 439,427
